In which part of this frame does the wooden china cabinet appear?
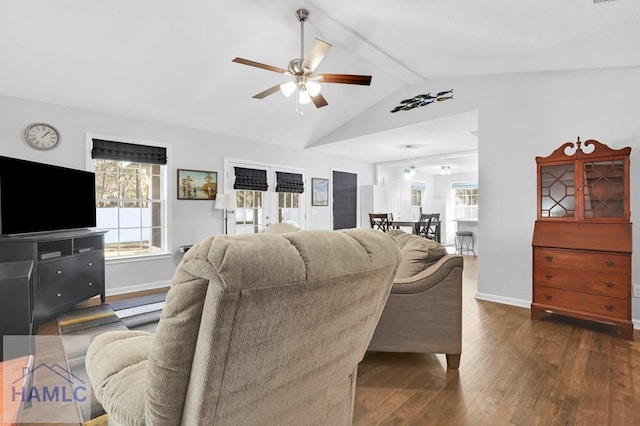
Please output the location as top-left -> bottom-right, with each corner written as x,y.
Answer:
531,138 -> 633,340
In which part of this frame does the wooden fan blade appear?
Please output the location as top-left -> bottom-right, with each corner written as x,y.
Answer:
317,73 -> 372,85
302,38 -> 332,73
232,57 -> 287,74
311,92 -> 328,108
252,84 -> 283,99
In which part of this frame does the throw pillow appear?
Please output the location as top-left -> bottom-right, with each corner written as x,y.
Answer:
396,239 -> 430,278
394,234 -> 448,279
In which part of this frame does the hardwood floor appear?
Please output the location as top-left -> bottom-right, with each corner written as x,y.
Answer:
354,255 -> 640,426
20,261 -> 640,425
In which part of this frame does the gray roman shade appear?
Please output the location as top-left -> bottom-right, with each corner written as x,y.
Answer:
92,139 -> 167,165
234,167 -> 268,191
275,172 -> 304,193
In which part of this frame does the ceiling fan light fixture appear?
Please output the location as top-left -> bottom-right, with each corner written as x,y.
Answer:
298,88 -> 312,104
306,80 -> 321,96
280,81 -> 296,97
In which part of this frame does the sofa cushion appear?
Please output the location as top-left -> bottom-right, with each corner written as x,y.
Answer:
392,232 -> 448,279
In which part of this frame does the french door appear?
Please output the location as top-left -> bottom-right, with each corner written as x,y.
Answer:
225,161 -> 306,234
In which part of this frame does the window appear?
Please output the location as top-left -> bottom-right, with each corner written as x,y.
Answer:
278,192 -> 300,224
410,182 -> 425,220
275,171 -> 303,226
91,139 -> 167,258
235,189 -> 263,234
228,163 -> 306,234
452,182 -> 479,220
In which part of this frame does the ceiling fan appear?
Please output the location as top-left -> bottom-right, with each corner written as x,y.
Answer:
232,9 -> 372,110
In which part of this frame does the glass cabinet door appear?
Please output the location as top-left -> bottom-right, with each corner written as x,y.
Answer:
582,160 -> 625,219
540,164 -> 575,218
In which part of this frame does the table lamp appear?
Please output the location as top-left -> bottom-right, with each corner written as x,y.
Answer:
215,193 -> 237,235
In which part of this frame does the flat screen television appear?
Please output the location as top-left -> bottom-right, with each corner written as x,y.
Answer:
0,156 -> 97,235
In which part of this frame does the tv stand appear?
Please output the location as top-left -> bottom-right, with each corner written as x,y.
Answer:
0,229 -> 106,329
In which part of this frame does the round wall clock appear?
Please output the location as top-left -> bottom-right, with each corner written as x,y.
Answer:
24,123 -> 61,150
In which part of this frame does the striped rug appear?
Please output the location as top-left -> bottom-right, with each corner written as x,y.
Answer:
56,293 -> 166,425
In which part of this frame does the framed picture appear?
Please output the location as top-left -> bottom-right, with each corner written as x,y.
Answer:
177,169 -> 218,200
311,177 -> 329,206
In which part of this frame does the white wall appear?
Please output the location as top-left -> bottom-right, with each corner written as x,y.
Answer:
323,66 -> 640,325
0,95 -> 375,294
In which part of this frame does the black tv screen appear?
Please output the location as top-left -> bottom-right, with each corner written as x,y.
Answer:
0,156 -> 97,235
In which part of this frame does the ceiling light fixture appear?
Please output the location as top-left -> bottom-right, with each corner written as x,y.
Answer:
232,9 -> 372,115
403,165 -> 416,180
441,165 -> 452,175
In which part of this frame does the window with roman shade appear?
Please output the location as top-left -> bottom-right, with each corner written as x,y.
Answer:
91,138 -> 167,258
233,167 -> 268,191
275,171 -> 304,193
91,139 -> 167,165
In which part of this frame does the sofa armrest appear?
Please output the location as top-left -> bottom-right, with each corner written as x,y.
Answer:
391,254 -> 463,294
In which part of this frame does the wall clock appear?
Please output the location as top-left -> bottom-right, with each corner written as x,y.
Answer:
24,123 -> 61,150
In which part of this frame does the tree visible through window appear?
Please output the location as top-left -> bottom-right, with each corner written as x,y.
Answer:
94,159 -> 164,257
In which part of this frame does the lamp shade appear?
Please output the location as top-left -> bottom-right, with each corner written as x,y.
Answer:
215,193 -> 237,210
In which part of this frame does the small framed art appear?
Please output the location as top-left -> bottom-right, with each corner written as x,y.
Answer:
177,169 -> 218,200
311,177 -> 329,206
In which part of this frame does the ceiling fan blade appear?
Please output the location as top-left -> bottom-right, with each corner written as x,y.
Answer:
252,84 -> 283,99
317,73 -> 372,85
302,38 -> 332,73
232,57 -> 287,74
311,92 -> 328,108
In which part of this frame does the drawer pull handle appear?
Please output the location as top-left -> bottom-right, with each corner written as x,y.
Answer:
87,262 -> 93,266
545,294 -> 553,301
605,260 -> 615,267
605,304 -> 615,311
56,293 -> 62,297
605,281 -> 615,288
56,270 -> 62,275
88,282 -> 93,286
544,255 -> 554,262
544,274 -> 553,280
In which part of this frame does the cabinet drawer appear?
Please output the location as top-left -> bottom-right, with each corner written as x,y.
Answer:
533,266 -> 628,298
534,248 -> 629,274
38,258 -> 76,307
75,253 -> 104,295
533,285 -> 629,320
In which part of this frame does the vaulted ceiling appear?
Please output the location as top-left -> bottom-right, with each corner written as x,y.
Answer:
1,0 -> 638,170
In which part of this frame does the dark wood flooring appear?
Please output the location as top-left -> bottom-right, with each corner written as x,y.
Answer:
354,256 -> 640,425
21,258 -> 640,425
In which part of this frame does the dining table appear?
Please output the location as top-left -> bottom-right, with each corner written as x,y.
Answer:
388,220 -> 441,243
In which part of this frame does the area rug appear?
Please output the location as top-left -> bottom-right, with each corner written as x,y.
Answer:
56,293 -> 166,425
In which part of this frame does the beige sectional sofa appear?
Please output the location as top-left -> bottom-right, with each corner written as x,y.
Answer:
368,229 -> 464,369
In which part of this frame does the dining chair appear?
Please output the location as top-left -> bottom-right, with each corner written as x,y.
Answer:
369,213 -> 391,232
417,213 -> 434,239
425,212 -> 440,240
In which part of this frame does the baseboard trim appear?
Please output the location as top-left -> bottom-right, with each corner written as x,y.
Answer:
106,280 -> 171,297
476,292 -> 639,330
474,292 -> 530,309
